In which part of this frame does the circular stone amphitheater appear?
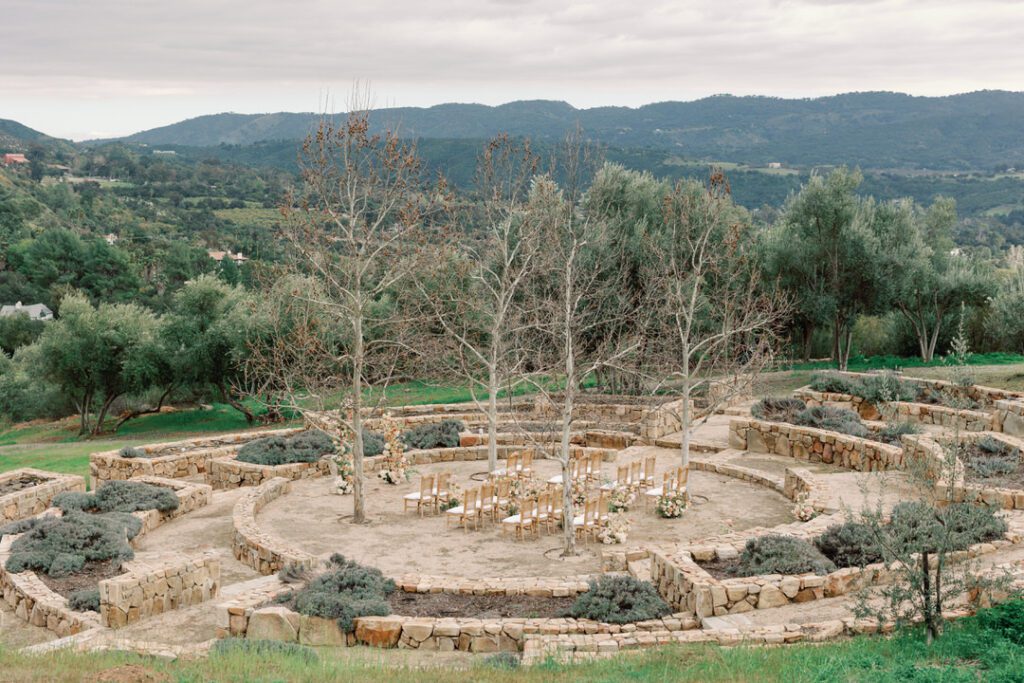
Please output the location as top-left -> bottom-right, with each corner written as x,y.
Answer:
3,373 -> 1024,665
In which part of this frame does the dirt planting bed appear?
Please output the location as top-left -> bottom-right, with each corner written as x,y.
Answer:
0,475 -> 47,498
961,440 -> 1024,489
37,559 -> 124,601
399,592 -> 577,619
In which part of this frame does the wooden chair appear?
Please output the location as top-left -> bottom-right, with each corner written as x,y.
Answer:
641,456 -> 657,489
550,484 -> 564,522
446,488 -> 481,531
493,477 -> 511,518
586,451 -> 603,480
644,471 -> 677,510
600,464 -> 629,492
479,482 -> 496,523
536,491 -> 553,533
495,453 -> 520,478
597,488 -> 611,524
547,457 -> 586,486
629,460 -> 642,488
501,498 -> 538,540
403,474 -> 435,516
676,466 -> 689,502
519,450 -> 534,475
572,499 -> 600,543
433,472 -> 451,513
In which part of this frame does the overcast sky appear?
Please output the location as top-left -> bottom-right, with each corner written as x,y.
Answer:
4,0 -> 1023,141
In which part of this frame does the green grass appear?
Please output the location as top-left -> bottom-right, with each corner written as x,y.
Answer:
2,602 -> 1024,681
784,352 -> 1024,372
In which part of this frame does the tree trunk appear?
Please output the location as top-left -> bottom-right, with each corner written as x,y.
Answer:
679,377 -> 692,503
487,364 -> 498,473
351,311 -> 366,524
92,392 -> 123,436
922,551 -> 936,645
78,391 -> 92,436
114,385 -> 174,431
560,385 -> 576,558
218,382 -> 254,423
801,324 -> 813,363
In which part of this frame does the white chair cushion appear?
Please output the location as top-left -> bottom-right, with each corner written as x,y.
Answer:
446,506 -> 465,515
645,487 -> 663,498
403,492 -> 422,501
502,514 -> 521,524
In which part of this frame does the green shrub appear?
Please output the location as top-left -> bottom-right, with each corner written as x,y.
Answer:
68,588 -> 100,612
0,517 -> 45,540
291,554 -> 396,632
568,575 -> 670,624
361,430 -> 385,457
815,521 -> 884,567
118,447 -> 145,459
751,397 -> 806,423
967,455 -> 1017,478
794,406 -> 868,438
888,501 -> 1007,554
401,420 -> 464,450
236,430 -> 335,466
877,421 -> 921,446
5,511 -> 137,577
484,652 -> 521,670
975,600 -> 1024,645
211,638 -> 318,663
54,481 -> 179,514
277,562 -> 311,584
809,373 -> 857,394
857,372 -> 917,404
736,535 -> 837,576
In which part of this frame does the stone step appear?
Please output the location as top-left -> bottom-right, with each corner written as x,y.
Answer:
627,558 -> 652,582
701,613 -> 756,631
653,436 -> 727,453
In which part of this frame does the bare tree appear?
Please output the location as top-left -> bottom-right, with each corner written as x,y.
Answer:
648,171 -> 789,484
255,100 -> 443,523
413,136 -> 542,473
523,136 -> 640,556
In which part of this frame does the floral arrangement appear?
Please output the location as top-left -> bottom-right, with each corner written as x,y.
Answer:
438,481 -> 462,512
328,423 -> 354,496
792,491 -> 818,521
570,479 -> 588,508
598,513 -> 630,544
607,486 -> 636,512
508,476 -> 542,501
655,491 -> 687,518
376,413 -> 412,485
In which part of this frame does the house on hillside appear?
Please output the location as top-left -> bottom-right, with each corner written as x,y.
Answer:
208,249 -> 248,264
767,162 -> 783,169
2,153 -> 28,166
0,302 -> 53,321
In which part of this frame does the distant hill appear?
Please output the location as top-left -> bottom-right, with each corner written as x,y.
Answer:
108,91 -> 1024,171
0,118 -> 52,152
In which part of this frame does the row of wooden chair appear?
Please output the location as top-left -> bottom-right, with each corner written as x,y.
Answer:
599,456 -> 658,492
492,451 -> 534,478
643,466 -> 689,510
402,472 -> 453,516
545,451 -> 604,486
444,479 -> 521,531
499,485 -> 566,539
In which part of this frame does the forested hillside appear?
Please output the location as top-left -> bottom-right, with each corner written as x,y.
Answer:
110,91 -> 1024,171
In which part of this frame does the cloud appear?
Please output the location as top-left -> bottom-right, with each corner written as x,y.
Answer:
1,0 -> 1021,139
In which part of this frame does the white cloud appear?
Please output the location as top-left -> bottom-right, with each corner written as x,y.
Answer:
1,0 -> 1021,139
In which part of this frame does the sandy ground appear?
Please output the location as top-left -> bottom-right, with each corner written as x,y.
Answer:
257,449 -> 796,579
133,487 -> 261,586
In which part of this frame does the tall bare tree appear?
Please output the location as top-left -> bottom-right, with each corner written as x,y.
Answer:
524,137 -> 640,556
259,102 -> 443,524
649,171 -> 789,482
413,136 -> 542,473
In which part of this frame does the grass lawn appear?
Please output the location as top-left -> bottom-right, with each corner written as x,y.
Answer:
2,601 -> 1023,681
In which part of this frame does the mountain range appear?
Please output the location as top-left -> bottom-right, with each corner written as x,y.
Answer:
103,91 -> 1024,171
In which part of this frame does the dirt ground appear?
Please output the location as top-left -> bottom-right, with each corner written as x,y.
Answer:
257,449 -> 796,579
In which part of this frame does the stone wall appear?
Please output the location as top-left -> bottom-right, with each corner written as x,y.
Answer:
232,477 -> 319,575
825,371 -> 1023,408
905,432 -> 1024,510
394,574 -> 591,597
229,604 -> 699,652
127,476 -> 213,535
0,566 -> 101,637
530,395 -> 689,441
728,418 -> 904,471
649,513 -> 1016,617
996,399 -> 1024,437
90,427 -> 305,486
795,387 -> 995,431
99,552 -> 221,628
208,454 -> 331,490
0,468 -> 85,524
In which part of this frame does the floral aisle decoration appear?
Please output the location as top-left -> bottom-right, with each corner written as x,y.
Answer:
508,476 -> 542,501
655,491 -> 687,518
327,424 -> 353,495
377,413 -> 412,485
438,481 -> 462,512
792,491 -> 818,522
608,486 -> 636,512
570,479 -> 588,508
598,513 -> 631,544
